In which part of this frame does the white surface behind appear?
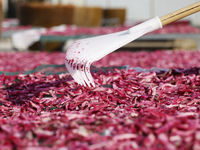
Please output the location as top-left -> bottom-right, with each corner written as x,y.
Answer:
1,0 -> 200,25
86,0 -> 200,25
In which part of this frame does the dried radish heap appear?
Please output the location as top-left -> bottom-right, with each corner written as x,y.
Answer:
0,65 -> 200,149
0,50 -> 199,72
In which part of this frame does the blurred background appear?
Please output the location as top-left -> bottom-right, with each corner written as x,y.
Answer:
0,0 -> 200,51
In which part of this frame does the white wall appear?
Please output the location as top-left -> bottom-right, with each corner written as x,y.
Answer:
154,0 -> 196,19
2,0 -> 200,25
86,0 -> 200,25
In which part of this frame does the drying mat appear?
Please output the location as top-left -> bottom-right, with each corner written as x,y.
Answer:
0,64 -> 199,76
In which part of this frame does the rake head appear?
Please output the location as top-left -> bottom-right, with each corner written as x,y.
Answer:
65,17 -> 162,87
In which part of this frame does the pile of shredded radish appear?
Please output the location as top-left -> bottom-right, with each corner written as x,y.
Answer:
0,66 -> 200,149
0,50 -> 200,72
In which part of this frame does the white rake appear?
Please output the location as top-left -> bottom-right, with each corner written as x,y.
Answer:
65,2 -> 200,87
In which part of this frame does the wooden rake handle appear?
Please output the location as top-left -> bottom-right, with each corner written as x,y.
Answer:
160,2 -> 200,26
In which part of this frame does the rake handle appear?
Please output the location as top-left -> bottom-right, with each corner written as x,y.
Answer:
160,2 -> 200,26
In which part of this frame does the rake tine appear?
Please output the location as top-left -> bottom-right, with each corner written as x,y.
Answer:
84,62 -> 95,87
77,69 -> 87,86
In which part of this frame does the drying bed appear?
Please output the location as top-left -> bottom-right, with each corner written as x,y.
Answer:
0,50 -> 200,72
3,21 -> 199,36
0,50 -> 200,149
43,21 -> 200,36
0,67 -> 200,149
